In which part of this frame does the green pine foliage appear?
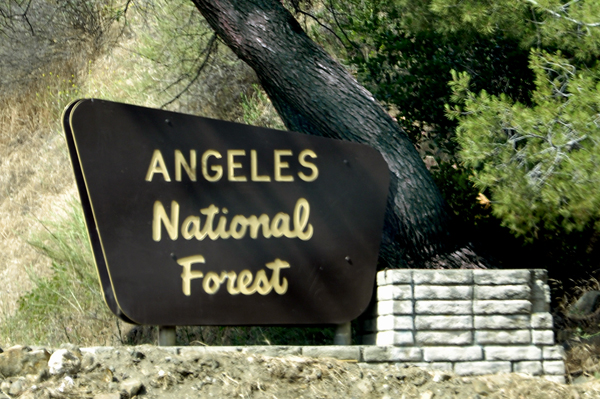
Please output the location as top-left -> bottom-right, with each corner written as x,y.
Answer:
326,0 -> 600,244
450,51 -> 600,239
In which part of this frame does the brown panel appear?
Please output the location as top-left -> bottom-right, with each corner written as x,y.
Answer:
64,99 -> 389,325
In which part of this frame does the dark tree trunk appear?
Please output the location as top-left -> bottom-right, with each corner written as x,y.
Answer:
191,0 -> 485,268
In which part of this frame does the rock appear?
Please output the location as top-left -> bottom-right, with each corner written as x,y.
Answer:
432,372 -> 452,382
120,378 -> 144,398
58,375 -> 75,392
0,380 -> 10,391
48,349 -> 81,375
131,350 -> 145,363
420,391 -> 434,399
0,345 -> 50,378
9,378 -> 25,396
566,290 -> 600,320
472,379 -> 490,395
356,380 -> 374,394
81,352 -> 96,371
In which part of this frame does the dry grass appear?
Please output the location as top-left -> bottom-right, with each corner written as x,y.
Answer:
0,0 -> 282,346
0,80 -> 79,317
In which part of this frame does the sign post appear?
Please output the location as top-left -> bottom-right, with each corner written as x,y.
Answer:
63,99 -> 390,329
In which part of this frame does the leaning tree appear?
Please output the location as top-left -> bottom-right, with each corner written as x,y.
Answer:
190,0 -> 487,269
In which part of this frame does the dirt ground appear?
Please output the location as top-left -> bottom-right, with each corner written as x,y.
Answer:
1,344 -> 600,399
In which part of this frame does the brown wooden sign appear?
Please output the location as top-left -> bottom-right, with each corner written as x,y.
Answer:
63,99 -> 390,326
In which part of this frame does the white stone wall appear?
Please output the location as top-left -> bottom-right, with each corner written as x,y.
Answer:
361,269 -> 565,382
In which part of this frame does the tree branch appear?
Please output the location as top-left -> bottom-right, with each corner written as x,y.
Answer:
524,0 -> 600,27
161,33 -> 218,108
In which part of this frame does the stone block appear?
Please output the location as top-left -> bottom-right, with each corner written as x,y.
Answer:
413,270 -> 473,285
383,270 -> 413,284
474,315 -> 530,329
242,346 -> 302,357
532,269 -> 548,283
543,346 -> 565,360
454,361 -> 511,376
204,346 -> 241,354
473,300 -> 531,315
378,285 -> 412,301
473,270 -> 531,285
423,346 -> 483,362
376,271 -> 386,286
474,285 -> 531,300
373,315 -> 414,331
513,361 -> 543,375
415,316 -> 472,330
543,360 -> 566,375
484,346 -> 542,361
531,270 -> 551,313
374,331 -> 414,346
178,347 -> 206,362
302,346 -> 361,361
363,347 -> 422,362
475,330 -> 531,344
532,330 -> 555,345
531,313 -> 554,329
81,347 -> 115,355
415,300 -> 472,315
416,331 -> 473,345
531,280 -> 551,313
376,300 -> 413,315
378,270 -> 413,286
414,286 -> 472,300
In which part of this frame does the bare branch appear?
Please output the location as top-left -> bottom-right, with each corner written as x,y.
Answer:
161,33 -> 218,108
291,5 -> 347,48
524,0 -> 600,27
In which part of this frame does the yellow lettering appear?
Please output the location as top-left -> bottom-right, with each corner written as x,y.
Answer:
175,149 -> 197,181
250,150 -> 271,182
203,271 -> 228,294
271,212 -> 291,238
202,150 -> 223,182
181,215 -> 200,240
227,149 -> 247,182
177,255 -> 290,296
213,211 -> 231,239
249,270 -> 272,295
298,149 -> 318,182
230,215 -> 248,239
266,259 -> 290,294
145,149 -> 171,182
246,214 -> 272,239
238,270 -> 256,295
152,200 -> 179,241
274,150 -> 294,182
200,205 -> 219,240
226,271 -> 241,295
155,199 -> 312,242
294,198 -> 313,240
177,255 -> 205,296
